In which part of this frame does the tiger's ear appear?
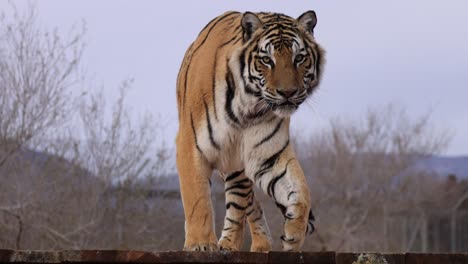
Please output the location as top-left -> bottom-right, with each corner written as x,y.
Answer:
297,10 -> 317,35
242,12 -> 262,42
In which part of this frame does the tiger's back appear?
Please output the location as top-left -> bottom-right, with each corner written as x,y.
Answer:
177,11 -> 242,120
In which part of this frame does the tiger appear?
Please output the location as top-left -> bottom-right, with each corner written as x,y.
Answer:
176,10 -> 325,252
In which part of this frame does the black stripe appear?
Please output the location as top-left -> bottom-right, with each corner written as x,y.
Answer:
225,181 -> 252,192
232,178 -> 251,185
263,30 -> 297,41
239,49 -> 250,96
228,190 -> 252,198
262,27 -> 279,39
252,216 -> 262,222
246,209 -> 255,216
267,167 -> 287,199
254,119 -> 283,148
262,22 -> 297,35
262,139 -> 290,167
310,44 -> 317,67
315,46 -> 322,78
263,21 -> 295,29
245,108 -> 268,120
309,209 -> 316,221
263,20 -> 296,28
221,236 -> 232,242
287,191 -> 296,201
212,50 -> 218,121
225,68 -> 241,126
176,90 -> 181,109
226,217 -> 241,225
305,73 -> 315,80
280,235 -> 299,243
232,36 -> 243,46
220,28 -> 242,48
221,35 -> 240,47
247,51 -> 254,81
275,202 -> 287,216
261,13 -> 279,19
226,200 -> 253,210
254,139 -> 289,181
190,113 -> 204,155
226,202 -> 247,210
183,12 -> 239,109
245,84 -> 262,96
203,99 -> 220,150
306,209 -> 316,234
225,170 -> 244,181
225,183 -> 252,192
277,30 -> 298,39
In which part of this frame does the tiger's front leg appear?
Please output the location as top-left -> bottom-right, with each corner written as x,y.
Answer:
176,128 -> 218,251
274,158 -> 314,251
244,119 -> 314,251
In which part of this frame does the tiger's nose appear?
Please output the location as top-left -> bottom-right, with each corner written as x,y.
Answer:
277,89 -> 298,99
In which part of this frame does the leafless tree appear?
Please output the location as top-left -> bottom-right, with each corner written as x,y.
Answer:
0,2 -> 85,165
295,105 -> 451,252
0,3 -> 172,250
0,2 -> 85,249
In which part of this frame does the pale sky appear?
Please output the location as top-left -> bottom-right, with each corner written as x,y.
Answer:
2,0 -> 468,155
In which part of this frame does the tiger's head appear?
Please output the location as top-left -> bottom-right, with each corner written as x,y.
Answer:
239,11 -> 324,117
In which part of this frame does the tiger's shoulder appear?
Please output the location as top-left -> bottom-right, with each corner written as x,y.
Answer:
176,11 -> 243,117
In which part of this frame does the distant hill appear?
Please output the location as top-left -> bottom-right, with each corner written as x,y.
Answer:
414,156 -> 468,179
155,156 -> 468,192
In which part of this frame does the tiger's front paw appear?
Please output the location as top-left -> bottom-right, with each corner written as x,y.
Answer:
281,234 -> 304,251
250,238 -> 272,252
250,233 -> 271,252
281,203 -> 308,251
218,237 -> 240,251
183,242 -> 219,251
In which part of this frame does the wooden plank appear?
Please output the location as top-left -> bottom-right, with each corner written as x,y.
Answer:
406,253 -> 468,264
2,250 -> 468,263
268,251 -> 335,264
336,253 -> 405,264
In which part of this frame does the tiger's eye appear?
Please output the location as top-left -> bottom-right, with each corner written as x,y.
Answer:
295,54 -> 305,63
261,56 -> 272,65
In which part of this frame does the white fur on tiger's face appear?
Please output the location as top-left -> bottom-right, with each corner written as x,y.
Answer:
176,11 -> 324,252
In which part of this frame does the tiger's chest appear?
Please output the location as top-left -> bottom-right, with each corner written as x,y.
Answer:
196,117 -> 244,173
196,108 -> 281,175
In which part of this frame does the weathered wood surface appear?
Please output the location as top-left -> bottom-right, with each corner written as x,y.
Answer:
0,250 -> 467,263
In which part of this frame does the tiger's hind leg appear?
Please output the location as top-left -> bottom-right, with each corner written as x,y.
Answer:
219,170 -> 272,252
246,194 -> 272,252
177,130 -> 218,251
218,170 -> 250,251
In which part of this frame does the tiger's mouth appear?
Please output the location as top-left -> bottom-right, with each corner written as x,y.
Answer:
271,101 -> 299,116
256,94 -> 304,117
272,101 -> 298,109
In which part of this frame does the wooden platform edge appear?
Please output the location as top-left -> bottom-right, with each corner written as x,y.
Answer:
0,250 -> 467,263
